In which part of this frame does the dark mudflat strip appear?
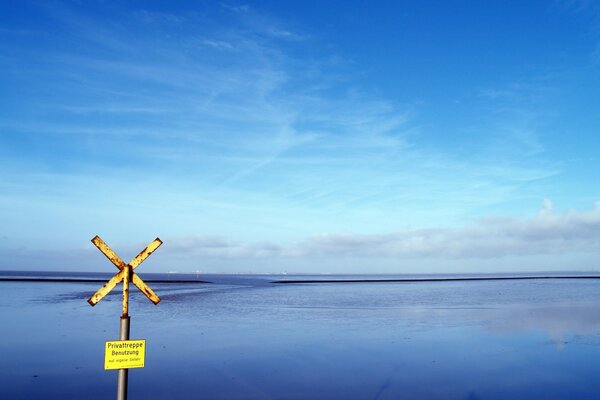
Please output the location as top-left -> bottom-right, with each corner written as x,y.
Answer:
143,279 -> 212,284
0,277 -> 212,284
272,276 -> 600,284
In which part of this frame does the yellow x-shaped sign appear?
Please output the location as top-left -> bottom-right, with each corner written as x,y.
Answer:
88,236 -> 162,311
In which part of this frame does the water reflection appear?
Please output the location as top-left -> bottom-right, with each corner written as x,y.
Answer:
3,279 -> 600,399
480,304 -> 600,349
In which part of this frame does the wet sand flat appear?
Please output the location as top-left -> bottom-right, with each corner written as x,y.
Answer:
2,275 -> 600,399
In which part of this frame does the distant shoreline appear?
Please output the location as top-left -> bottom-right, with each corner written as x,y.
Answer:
271,275 -> 600,284
3,275 -> 600,284
273,275 -> 600,283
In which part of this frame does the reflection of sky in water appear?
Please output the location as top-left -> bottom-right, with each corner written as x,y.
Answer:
2,279 -> 600,399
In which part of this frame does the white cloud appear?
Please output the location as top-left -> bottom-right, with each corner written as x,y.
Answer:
167,201 -> 600,260
200,39 -> 236,51
134,10 -> 183,24
220,3 -> 250,13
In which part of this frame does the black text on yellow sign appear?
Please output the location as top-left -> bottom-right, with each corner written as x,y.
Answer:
104,339 -> 146,370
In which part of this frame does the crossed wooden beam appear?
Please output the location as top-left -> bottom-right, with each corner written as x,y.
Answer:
88,235 -> 162,314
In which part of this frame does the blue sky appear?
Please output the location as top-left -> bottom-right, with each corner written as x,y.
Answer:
1,1 -> 600,273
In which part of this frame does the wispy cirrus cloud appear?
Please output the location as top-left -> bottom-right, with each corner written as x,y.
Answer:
1,1 -> 587,274
134,10 -> 183,24
200,39 -> 236,51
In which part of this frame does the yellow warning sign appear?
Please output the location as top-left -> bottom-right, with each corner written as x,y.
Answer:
104,340 -> 146,370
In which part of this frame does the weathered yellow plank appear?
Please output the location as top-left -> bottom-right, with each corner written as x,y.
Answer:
91,235 -> 127,270
129,238 -> 163,270
88,236 -> 162,309
87,269 -> 125,306
132,274 -> 161,305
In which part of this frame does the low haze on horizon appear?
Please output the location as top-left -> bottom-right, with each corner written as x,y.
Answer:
2,1 -> 600,274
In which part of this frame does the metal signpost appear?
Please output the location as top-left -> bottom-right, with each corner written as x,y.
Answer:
88,235 -> 162,400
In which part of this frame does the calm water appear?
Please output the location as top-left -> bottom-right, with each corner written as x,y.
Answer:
2,274 -> 600,399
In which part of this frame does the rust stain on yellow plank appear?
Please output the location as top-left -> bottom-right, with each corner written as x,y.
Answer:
91,235 -> 127,270
87,269 -> 125,306
122,266 -> 130,316
132,274 -> 161,305
129,238 -> 162,270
